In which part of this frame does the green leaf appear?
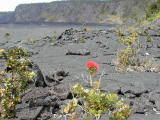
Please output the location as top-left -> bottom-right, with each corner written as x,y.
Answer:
106,93 -> 118,104
109,117 -> 114,120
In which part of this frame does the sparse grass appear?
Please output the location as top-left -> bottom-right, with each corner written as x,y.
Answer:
100,14 -> 123,24
83,27 -> 91,32
31,39 -> 36,43
116,25 -> 125,37
49,32 -> 56,43
22,39 -> 36,44
143,12 -> 160,24
21,40 -> 29,44
79,35 -> 85,43
147,12 -> 160,22
50,35 -> 55,42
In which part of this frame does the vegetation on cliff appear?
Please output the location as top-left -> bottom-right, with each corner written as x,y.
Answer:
145,0 -> 160,22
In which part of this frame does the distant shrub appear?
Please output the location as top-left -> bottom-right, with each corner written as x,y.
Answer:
50,34 -> 56,42
83,27 -> 91,32
115,27 -> 141,72
146,0 -> 160,21
4,32 -> 11,43
4,33 -> 10,37
22,40 -> 29,44
31,39 -> 36,43
0,47 -> 35,118
79,35 -> 85,43
144,28 -> 152,43
116,25 -> 125,37
115,26 -> 160,73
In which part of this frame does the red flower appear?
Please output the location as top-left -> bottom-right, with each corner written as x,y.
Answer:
86,61 -> 99,70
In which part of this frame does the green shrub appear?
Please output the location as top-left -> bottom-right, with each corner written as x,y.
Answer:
0,47 -> 35,118
146,0 -> 160,21
63,82 -> 130,120
62,61 -> 130,120
115,27 -> 141,72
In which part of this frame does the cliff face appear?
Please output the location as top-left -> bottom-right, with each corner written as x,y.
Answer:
14,1 -> 121,24
0,0 -> 156,24
0,12 -> 14,24
14,3 -> 48,23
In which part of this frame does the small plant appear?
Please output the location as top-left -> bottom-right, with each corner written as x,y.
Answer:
79,35 -> 85,43
50,33 -> 56,42
115,27 -> 141,72
84,27 -> 91,32
116,25 -> 125,37
31,39 -> 36,43
4,33 -> 10,37
144,28 -> 152,43
21,40 -> 28,44
0,46 -> 35,118
62,61 -> 130,120
4,32 -> 11,43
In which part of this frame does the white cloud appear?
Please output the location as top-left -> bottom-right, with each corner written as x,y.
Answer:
0,0 -> 54,12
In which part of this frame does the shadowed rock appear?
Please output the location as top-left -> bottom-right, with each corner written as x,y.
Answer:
22,87 -> 70,103
66,49 -> 90,56
16,106 -> 43,120
149,89 -> 160,111
43,68 -> 69,87
17,86 -> 70,119
29,61 -> 46,87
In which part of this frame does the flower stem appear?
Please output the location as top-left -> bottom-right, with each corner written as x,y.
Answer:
90,74 -> 92,86
97,70 -> 104,93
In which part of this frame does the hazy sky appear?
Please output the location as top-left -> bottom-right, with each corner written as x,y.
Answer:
0,0 -> 55,12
